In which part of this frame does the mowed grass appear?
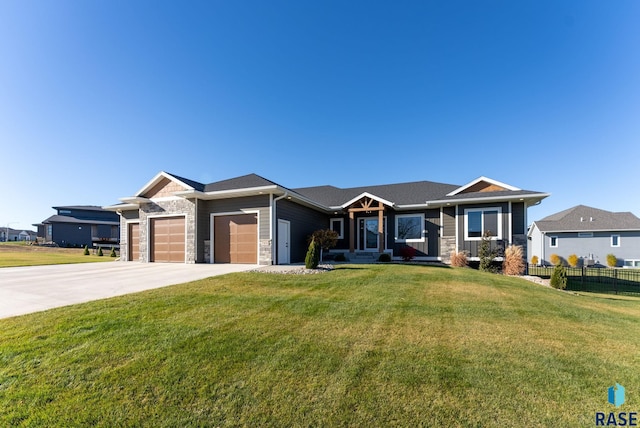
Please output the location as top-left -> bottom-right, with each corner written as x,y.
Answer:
1,265 -> 639,427
0,242 -> 115,267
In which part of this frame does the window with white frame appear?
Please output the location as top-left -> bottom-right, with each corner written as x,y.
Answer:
464,208 -> 501,240
611,235 -> 620,247
395,214 -> 425,242
623,259 -> 640,268
329,218 -> 344,239
550,236 -> 558,248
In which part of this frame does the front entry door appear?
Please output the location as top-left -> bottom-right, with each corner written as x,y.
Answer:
277,219 -> 290,264
364,218 -> 379,251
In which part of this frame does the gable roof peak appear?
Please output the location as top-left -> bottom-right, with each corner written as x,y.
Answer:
446,176 -> 521,196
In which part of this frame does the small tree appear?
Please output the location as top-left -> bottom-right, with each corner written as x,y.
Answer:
567,254 -> 579,268
83,245 -> 90,256
110,247 -> 117,258
549,253 -> 561,266
531,255 -> 539,266
503,245 -> 525,276
97,246 -> 103,257
479,231 -> 496,272
305,237 -> 320,269
310,229 -> 339,262
606,254 -> 618,268
550,264 -> 567,289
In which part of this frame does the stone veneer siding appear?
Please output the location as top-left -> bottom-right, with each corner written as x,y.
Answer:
440,236 -> 457,263
138,198 -> 197,263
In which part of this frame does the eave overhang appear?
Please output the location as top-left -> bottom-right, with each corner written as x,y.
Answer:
426,192 -> 550,207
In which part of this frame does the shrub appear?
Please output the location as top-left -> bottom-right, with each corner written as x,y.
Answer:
334,253 -> 346,262
97,246 -> 103,257
530,255 -> 539,266
550,264 -> 567,289
399,245 -> 416,261
503,245 -> 525,276
378,253 -> 391,262
110,247 -> 117,258
83,245 -> 90,256
606,254 -> 618,268
304,238 -> 320,269
567,254 -> 579,268
479,231 -> 496,272
549,253 -> 561,266
450,251 -> 468,267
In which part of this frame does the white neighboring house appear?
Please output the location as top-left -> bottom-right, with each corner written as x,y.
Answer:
1,228 -> 37,242
528,205 -> 640,268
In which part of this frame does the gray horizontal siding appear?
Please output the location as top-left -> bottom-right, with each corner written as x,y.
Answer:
276,200 -> 329,263
542,231 -> 640,266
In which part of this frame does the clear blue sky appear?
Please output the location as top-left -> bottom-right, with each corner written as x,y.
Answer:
2,0 -> 639,232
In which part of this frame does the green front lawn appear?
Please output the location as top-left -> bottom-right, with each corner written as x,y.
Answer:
1,265 -> 638,426
0,242 -> 116,267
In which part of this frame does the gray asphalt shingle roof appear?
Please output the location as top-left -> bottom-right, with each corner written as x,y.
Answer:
534,205 -> 640,232
162,172 -> 546,208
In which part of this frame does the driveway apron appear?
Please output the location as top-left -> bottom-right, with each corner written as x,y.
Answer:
0,262 -> 255,319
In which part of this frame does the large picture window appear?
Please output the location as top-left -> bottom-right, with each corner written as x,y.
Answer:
395,214 -> 424,242
464,208 -> 501,240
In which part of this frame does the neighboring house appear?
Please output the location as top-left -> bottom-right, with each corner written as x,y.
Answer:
528,205 -> 640,268
0,228 -> 37,242
34,206 -> 120,247
106,171 -> 548,264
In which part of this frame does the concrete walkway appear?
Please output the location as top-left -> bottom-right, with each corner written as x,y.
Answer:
0,262 -> 256,319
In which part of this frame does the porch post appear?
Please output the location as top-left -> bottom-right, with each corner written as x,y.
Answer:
349,210 -> 355,253
378,202 -> 384,253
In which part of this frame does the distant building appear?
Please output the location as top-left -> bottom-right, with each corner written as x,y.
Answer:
0,228 -> 37,242
528,205 -> 640,268
34,206 -> 120,247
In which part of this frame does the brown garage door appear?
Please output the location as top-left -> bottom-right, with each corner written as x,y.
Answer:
214,214 -> 257,264
128,223 -> 140,261
151,217 -> 185,263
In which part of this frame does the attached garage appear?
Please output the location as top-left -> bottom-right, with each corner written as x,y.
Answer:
150,217 -> 185,263
213,213 -> 258,264
128,223 -> 140,261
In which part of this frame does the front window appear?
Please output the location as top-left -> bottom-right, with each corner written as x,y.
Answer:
395,214 -> 424,242
330,218 -> 344,239
464,208 -> 501,240
611,235 -> 620,247
550,236 -> 558,248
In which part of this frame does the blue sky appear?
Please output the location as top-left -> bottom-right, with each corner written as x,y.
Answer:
1,0 -> 639,232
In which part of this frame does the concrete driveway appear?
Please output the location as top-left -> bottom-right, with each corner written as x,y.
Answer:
0,262 -> 256,319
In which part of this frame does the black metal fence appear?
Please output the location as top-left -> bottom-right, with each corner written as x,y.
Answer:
527,265 -> 640,296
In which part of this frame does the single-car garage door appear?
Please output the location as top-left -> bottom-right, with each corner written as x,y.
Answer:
214,214 -> 257,264
151,217 -> 185,263
128,223 -> 140,261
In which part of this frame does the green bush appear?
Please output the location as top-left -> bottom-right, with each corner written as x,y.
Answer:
305,238 -> 319,269
334,253 -> 347,262
378,253 -> 391,262
606,254 -> 618,268
83,245 -> 90,256
550,264 -> 567,289
110,247 -> 117,258
97,246 -> 104,257
479,231 -> 496,272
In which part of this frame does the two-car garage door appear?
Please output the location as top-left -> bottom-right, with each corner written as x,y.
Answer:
133,214 -> 257,264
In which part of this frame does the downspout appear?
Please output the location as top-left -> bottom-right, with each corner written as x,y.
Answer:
271,192 -> 289,264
